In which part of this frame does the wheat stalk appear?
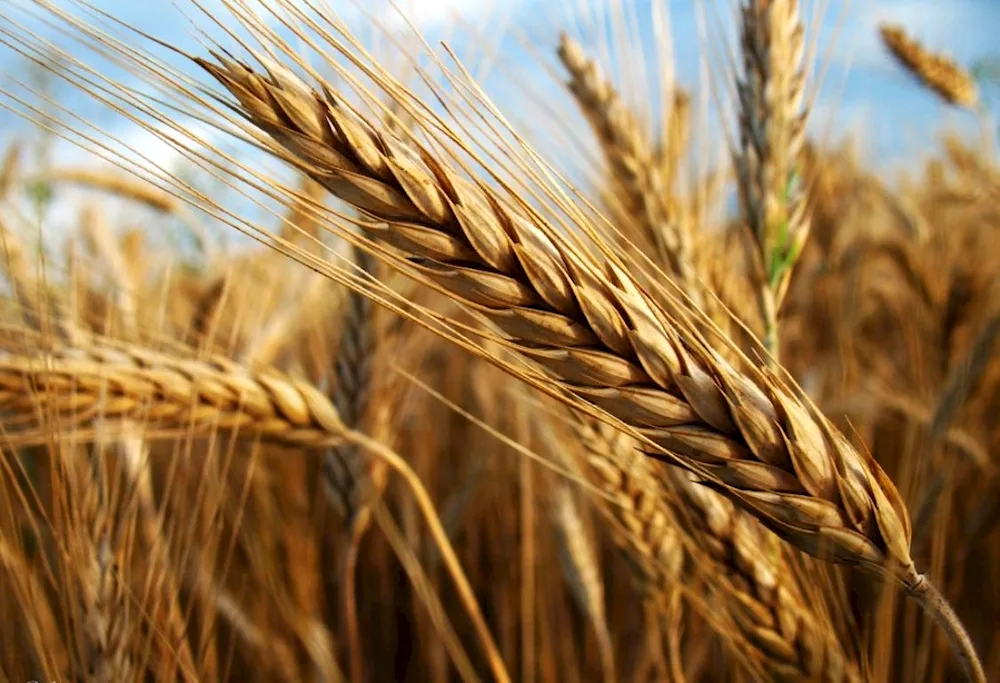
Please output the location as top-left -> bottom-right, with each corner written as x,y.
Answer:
879,24 -> 979,109
31,167 -> 181,214
548,480 -> 616,683
192,54 -> 985,681
0,535 -> 71,677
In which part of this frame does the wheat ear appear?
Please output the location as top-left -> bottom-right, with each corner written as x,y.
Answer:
0,336 -> 511,683
735,0 -> 810,360
193,54 -> 985,681
195,54 -> 909,575
574,419 -> 861,681
65,452 -> 136,683
558,34 -> 699,302
879,24 -> 979,109
326,246 -> 378,527
326,244 -> 378,683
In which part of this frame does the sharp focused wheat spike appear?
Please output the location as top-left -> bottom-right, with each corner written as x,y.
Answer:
195,54 -> 912,575
879,24 -> 979,109
194,53 -> 987,682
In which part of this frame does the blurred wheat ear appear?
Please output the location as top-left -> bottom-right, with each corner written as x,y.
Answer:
879,24 -> 979,109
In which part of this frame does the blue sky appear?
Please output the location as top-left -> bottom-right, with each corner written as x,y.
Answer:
0,0 -> 997,236
3,0 -> 997,162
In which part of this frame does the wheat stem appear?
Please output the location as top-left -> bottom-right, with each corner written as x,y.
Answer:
908,575 -> 986,683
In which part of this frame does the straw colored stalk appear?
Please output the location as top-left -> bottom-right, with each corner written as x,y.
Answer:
558,34 -> 699,303
878,24 -> 979,109
548,480 -> 616,683
194,55 -> 984,681
32,167 -> 181,214
735,0 -> 811,359
0,535 -> 71,676
0,336 -> 511,683
0,143 -> 22,199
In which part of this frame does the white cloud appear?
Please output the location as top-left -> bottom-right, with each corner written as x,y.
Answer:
250,0 -> 515,34
377,0 -> 509,31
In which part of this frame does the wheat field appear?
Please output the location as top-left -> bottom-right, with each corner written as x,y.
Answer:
0,1 -> 997,681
